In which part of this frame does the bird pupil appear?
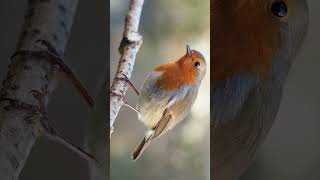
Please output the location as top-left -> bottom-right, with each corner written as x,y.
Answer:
271,1 -> 287,18
195,62 -> 200,67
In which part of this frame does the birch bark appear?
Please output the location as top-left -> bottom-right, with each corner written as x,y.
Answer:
85,0 -> 145,178
109,0 -> 144,137
0,0 -> 79,179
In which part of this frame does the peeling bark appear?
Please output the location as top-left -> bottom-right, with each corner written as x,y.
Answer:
110,0 -> 144,137
0,0 -> 82,179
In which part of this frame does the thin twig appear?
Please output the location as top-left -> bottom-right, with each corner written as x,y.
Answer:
109,0 -> 144,137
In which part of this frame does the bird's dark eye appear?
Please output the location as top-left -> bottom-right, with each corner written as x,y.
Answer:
194,61 -> 200,68
271,1 -> 288,18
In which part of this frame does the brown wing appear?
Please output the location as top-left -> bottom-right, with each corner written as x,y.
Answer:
151,109 -> 172,140
132,110 -> 172,160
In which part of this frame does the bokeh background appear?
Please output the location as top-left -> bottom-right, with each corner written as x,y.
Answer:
110,0 -> 210,180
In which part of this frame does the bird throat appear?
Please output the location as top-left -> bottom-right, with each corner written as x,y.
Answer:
212,0 -> 280,87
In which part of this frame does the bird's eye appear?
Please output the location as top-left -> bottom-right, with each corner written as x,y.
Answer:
271,1 -> 288,18
194,61 -> 200,68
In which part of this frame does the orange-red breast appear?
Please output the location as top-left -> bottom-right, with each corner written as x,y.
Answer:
132,45 -> 207,160
212,0 -> 308,179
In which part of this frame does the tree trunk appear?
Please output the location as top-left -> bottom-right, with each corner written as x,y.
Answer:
0,0 -> 79,179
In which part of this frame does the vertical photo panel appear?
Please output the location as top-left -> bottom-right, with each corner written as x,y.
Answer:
0,0 -> 109,180
211,0 -> 320,179
110,0 -> 210,180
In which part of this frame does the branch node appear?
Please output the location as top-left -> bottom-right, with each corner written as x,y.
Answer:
118,32 -> 143,54
114,75 -> 139,96
11,50 -> 94,107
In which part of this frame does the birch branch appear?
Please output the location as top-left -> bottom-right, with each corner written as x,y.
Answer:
110,0 -> 144,137
0,0 -> 94,179
83,0 -> 146,177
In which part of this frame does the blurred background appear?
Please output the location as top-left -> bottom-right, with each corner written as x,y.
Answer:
110,0 -> 210,180
241,0 -> 320,179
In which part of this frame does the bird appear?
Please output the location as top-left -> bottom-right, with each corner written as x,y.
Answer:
211,0 -> 308,179
130,45 -> 207,160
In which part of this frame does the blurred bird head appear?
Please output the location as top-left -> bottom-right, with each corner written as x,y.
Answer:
211,0 -> 309,178
212,0 -> 309,86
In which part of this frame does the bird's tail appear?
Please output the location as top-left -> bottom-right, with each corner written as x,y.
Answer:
132,136 -> 152,160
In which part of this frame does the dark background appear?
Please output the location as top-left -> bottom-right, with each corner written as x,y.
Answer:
0,0 -> 108,179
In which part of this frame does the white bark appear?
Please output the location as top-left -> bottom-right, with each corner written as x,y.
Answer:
110,0 -> 144,137
0,0 -> 78,179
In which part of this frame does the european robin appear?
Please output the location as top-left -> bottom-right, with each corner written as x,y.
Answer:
131,45 -> 207,160
212,0 -> 308,179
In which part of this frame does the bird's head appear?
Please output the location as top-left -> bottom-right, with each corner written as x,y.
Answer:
178,45 -> 207,81
154,45 -> 206,91
212,0 -> 309,86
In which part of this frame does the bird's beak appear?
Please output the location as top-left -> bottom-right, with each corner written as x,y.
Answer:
186,44 -> 192,57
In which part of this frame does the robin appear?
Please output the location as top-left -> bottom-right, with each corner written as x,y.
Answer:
121,45 -> 207,160
212,0 -> 308,179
